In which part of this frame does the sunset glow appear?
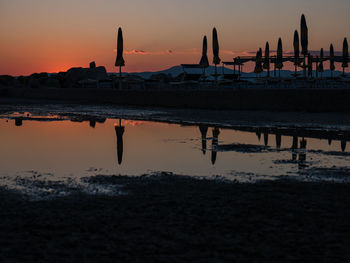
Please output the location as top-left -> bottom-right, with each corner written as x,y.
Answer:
1,0 -> 349,75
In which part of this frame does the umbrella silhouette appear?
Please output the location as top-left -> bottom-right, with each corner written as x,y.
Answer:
211,127 -> 220,165
263,42 -> 270,77
115,119 -> 125,165
199,36 -> 209,78
276,38 -> 283,77
264,132 -> 269,146
307,53 -> 313,77
199,125 -> 208,155
301,14 -> 308,77
276,133 -> 282,149
318,48 -> 324,78
254,48 -> 263,76
330,44 -> 335,78
341,139 -> 347,152
293,30 -> 301,76
212,28 -> 221,85
115,27 -> 125,78
342,37 -> 348,76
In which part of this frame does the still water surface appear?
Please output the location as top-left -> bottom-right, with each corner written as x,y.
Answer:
1,114 -> 350,185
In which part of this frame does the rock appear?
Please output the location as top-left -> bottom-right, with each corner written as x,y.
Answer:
89,61 -> 96,69
64,67 -> 108,88
0,75 -> 15,86
30,72 -> 49,79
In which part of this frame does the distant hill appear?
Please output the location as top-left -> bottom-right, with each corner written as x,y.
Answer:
119,65 -> 347,79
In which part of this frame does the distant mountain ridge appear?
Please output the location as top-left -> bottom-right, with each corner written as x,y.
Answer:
120,65 -> 348,79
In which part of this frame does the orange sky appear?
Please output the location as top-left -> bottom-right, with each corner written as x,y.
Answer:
0,0 -> 349,76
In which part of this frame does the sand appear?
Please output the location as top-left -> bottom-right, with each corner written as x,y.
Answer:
1,174 -> 350,262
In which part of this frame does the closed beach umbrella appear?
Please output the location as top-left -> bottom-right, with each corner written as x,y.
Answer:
254,48 -> 263,75
301,14 -> 308,77
300,15 -> 308,56
318,48 -> 324,77
212,28 -> 221,65
342,37 -> 348,75
199,36 -> 209,68
115,27 -> 125,77
276,38 -> 283,77
263,42 -> 270,77
212,28 -> 221,84
293,30 -> 300,76
330,44 -> 335,77
307,53 -> 313,77
199,36 -> 209,78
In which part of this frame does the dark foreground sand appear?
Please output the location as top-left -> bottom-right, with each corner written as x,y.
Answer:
1,174 -> 350,262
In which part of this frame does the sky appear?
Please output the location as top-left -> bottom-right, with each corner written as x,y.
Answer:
0,0 -> 349,75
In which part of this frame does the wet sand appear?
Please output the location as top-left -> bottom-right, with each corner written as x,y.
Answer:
1,174 -> 350,262
3,86 -> 350,111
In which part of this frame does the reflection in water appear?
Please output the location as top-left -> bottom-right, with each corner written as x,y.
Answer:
292,135 -> 298,161
299,138 -> 307,167
1,115 -> 350,184
256,129 -> 262,141
341,139 -> 347,152
211,127 -> 220,165
115,120 -> 125,165
264,132 -> 269,146
15,118 -> 23,127
89,120 -> 96,128
199,126 -> 208,155
328,138 -> 332,146
275,133 -> 282,149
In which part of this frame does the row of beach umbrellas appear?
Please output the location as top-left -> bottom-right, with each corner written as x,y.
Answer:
253,15 -> 349,78
115,15 -> 348,79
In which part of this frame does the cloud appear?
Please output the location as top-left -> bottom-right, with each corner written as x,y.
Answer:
124,48 -> 199,56
125,50 -> 151,55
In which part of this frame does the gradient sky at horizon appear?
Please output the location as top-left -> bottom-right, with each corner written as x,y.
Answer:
1,0 -> 349,75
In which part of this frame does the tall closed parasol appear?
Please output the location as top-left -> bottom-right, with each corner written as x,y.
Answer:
330,44 -> 335,78
342,38 -> 348,76
254,48 -> 263,76
301,14 -> 308,77
115,27 -> 125,78
263,42 -> 270,77
318,48 -> 324,78
276,38 -> 283,78
293,30 -> 300,76
199,36 -> 209,78
212,28 -> 221,84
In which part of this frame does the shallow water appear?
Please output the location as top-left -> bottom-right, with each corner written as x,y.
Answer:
1,112 -> 350,190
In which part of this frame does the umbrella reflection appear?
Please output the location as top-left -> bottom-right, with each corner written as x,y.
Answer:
89,120 -> 96,128
211,127 -> 220,165
291,135 -> 298,160
115,119 -> 125,165
264,132 -> 269,146
15,118 -> 23,127
299,138 -> 307,165
256,129 -> 262,141
199,125 -> 208,155
341,139 -> 347,152
275,133 -> 282,149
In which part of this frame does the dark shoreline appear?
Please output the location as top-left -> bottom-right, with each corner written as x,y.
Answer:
1,174 -> 350,262
3,86 -> 350,112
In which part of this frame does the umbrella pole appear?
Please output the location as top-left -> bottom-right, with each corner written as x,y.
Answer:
119,66 -> 122,90
303,54 -> 306,77
215,64 -> 217,87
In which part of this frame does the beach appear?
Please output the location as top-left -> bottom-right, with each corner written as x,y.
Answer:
1,101 -> 350,262
1,174 -> 350,262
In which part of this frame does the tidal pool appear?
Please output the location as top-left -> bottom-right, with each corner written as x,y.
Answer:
1,112 -> 350,189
